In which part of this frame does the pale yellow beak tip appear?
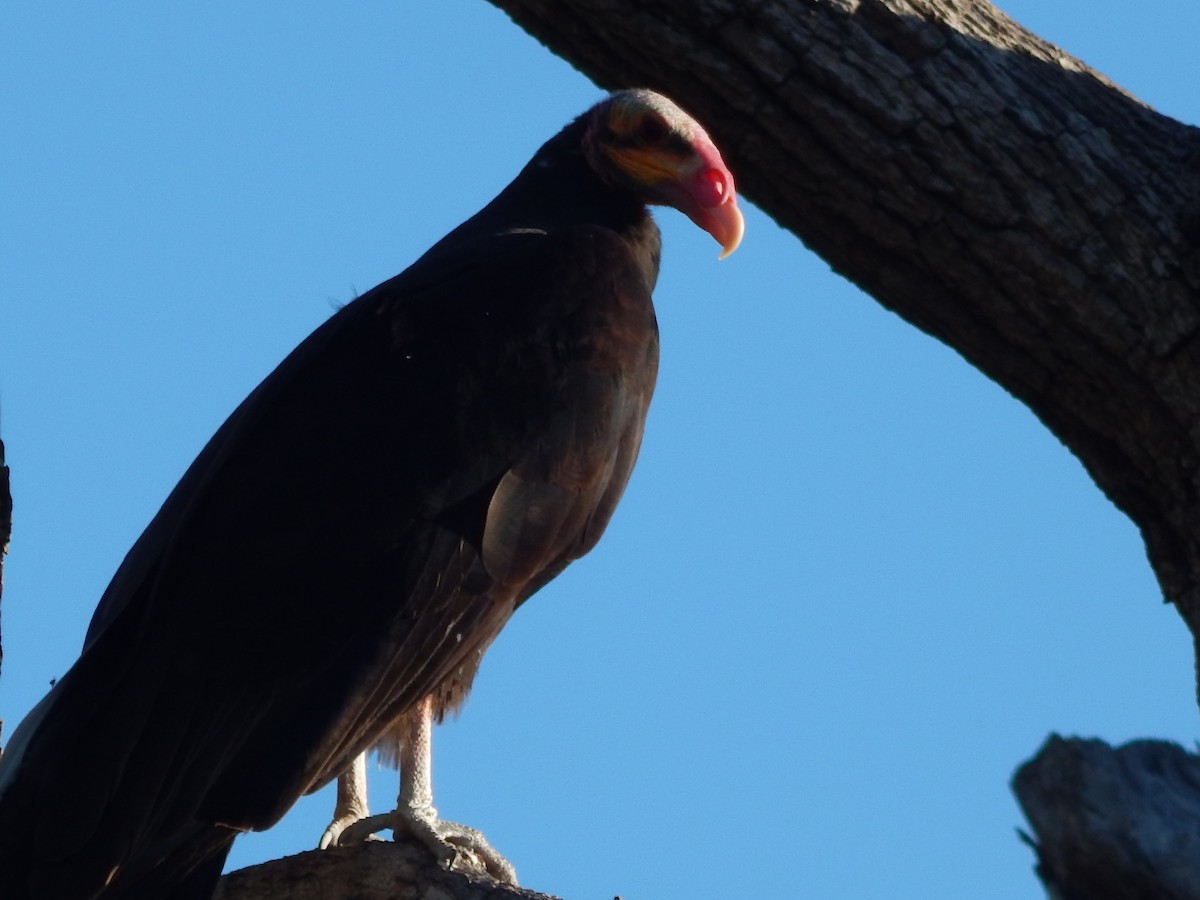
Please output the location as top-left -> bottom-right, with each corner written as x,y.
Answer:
716,203 -> 745,260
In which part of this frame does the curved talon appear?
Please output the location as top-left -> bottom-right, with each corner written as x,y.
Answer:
335,812 -> 392,845
319,703 -> 517,883
392,805 -> 518,884
441,821 -> 519,883
319,752 -> 377,848
318,817 -> 351,849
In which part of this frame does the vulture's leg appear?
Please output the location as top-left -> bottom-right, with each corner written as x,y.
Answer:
318,751 -> 373,849
320,696 -> 518,884
388,695 -> 518,883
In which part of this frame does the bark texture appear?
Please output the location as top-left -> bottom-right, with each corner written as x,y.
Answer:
1014,736 -> 1200,900
0,433 -> 10,743
487,0 -> 1200,636
224,0 -> 1200,895
216,840 -> 560,900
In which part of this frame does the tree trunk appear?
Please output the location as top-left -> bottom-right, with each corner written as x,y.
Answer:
218,1 -> 1200,896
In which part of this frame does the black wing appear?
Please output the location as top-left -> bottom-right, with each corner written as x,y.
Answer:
0,224 -> 658,897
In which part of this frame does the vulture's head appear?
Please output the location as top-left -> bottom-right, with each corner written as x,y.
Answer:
583,89 -> 745,258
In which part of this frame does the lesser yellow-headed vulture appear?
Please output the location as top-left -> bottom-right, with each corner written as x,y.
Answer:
0,89 -> 742,900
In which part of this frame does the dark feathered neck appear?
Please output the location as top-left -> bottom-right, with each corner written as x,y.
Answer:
409,110 -> 661,290
460,113 -> 651,240
500,114 -> 649,231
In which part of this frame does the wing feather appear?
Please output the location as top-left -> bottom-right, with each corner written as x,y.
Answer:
0,224 -> 660,895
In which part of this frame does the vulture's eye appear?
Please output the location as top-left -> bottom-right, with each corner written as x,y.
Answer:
635,115 -> 668,145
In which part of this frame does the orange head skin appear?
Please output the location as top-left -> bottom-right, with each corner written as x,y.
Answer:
585,89 -> 745,258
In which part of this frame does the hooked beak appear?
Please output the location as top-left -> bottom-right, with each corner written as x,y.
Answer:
656,135 -> 745,259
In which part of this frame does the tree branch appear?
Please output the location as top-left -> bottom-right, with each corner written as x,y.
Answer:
0,430 -> 11,745
216,840 -> 559,900
1013,736 -> 1200,900
487,0 -> 1200,643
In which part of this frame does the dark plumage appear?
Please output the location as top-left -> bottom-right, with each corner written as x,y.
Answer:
0,89 -> 742,899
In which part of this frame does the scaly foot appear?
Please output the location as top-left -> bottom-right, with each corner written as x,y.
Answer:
331,802 -> 517,882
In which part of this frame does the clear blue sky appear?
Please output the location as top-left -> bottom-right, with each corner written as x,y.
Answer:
2,3 -> 1198,898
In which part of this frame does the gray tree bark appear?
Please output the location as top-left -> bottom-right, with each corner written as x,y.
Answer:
218,1 -> 1200,896
0,434 -> 11,747
488,0 -> 1200,635
215,842 -> 558,900
1013,737 -> 1200,900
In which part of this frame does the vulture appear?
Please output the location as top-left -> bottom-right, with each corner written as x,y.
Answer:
0,88 -> 743,900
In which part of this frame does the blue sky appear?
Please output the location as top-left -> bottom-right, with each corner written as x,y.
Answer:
3,3 -> 1198,898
